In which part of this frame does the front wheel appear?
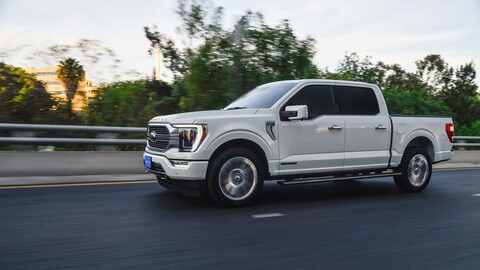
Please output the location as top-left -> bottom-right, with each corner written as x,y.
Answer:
207,147 -> 264,207
394,148 -> 432,192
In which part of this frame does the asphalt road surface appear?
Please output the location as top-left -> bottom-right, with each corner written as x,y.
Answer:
1,170 -> 480,269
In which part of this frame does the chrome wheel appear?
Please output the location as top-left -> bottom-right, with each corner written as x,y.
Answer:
218,157 -> 258,201
407,154 -> 429,187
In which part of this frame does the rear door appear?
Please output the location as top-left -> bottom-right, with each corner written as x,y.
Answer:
277,84 -> 345,175
333,85 -> 391,171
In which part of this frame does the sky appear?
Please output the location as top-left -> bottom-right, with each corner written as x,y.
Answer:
1,0 -> 479,84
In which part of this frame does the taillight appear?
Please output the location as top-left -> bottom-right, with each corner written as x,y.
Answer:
445,123 -> 454,143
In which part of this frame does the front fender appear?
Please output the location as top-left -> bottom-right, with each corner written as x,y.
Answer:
203,129 -> 275,160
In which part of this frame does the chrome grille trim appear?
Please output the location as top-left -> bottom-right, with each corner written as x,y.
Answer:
147,124 -> 171,150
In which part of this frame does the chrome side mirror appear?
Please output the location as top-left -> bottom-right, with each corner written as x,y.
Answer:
282,105 -> 308,120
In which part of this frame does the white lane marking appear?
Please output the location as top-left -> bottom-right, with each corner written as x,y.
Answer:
472,193 -> 480,197
252,213 -> 284,219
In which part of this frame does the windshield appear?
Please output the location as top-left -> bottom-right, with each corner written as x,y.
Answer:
225,81 -> 298,110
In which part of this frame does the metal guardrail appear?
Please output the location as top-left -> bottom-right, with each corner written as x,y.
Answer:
0,123 -> 478,147
454,136 -> 480,147
0,123 -> 145,133
0,123 -> 146,145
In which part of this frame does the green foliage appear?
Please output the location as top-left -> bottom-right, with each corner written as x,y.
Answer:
377,63 -> 428,94
86,80 -> 180,127
176,0 -> 207,40
415,54 -> 453,94
145,2 -> 320,111
331,53 -> 385,84
457,120 -> 480,136
438,62 -> 479,126
411,54 -> 478,126
0,62 -> 56,123
232,17 -> 319,90
324,53 -> 479,125
325,53 -> 428,94
181,41 -> 230,110
383,90 -> 452,116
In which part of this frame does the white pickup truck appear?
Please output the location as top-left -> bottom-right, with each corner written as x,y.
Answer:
144,80 -> 454,206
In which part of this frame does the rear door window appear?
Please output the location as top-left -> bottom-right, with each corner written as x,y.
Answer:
334,86 -> 379,115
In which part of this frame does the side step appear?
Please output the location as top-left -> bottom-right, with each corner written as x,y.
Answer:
277,172 -> 402,186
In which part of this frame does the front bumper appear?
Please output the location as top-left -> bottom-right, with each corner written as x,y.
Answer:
143,152 -> 208,181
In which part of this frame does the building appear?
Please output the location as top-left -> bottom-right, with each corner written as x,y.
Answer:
25,67 -> 96,111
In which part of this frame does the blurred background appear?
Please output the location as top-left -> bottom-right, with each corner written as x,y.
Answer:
1,2 -> 480,269
0,0 -> 479,150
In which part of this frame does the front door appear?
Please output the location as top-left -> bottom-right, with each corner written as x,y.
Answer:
277,84 -> 345,175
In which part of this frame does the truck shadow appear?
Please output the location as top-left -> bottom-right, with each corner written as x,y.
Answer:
257,178 -> 405,206
147,177 -> 427,210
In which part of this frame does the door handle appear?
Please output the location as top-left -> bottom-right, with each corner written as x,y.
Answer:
328,125 -> 342,130
375,125 -> 388,130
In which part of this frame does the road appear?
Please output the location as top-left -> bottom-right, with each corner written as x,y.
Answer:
1,170 -> 480,269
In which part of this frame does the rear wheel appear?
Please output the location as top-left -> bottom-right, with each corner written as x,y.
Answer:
394,148 -> 432,192
207,147 -> 264,207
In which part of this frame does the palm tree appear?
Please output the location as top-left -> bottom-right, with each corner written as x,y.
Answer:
56,58 -> 85,112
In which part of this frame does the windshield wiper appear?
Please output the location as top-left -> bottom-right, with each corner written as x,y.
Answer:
225,107 -> 247,110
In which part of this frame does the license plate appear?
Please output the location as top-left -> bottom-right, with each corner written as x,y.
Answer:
144,155 -> 152,169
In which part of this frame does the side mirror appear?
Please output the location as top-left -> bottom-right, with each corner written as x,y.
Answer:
282,105 -> 308,120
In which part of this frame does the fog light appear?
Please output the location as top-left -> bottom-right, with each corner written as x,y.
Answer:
170,160 -> 190,166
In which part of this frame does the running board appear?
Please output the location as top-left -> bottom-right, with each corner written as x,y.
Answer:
277,172 -> 402,186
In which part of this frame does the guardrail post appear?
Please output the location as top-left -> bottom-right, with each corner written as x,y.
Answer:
12,131 -> 35,151
457,139 -> 466,151
96,133 -> 118,151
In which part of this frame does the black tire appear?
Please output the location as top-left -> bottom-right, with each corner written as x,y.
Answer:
207,147 -> 264,207
394,148 -> 432,192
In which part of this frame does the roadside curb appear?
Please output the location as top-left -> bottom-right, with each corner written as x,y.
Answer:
0,174 -> 156,187
433,163 -> 480,171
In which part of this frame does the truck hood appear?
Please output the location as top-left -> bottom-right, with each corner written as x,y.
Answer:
149,109 -> 259,124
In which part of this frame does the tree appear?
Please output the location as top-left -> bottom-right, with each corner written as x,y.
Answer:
457,119 -> 480,136
86,80 -> 180,127
332,53 -> 385,84
143,1 -> 479,124
438,62 -> 479,127
0,62 -> 56,123
415,54 -> 453,95
377,62 -> 428,94
146,1 -> 320,111
145,24 -> 195,82
176,0 -> 207,43
181,41 -> 231,110
322,53 -> 456,117
56,58 -> 85,112
86,79 -> 180,150
383,90 -> 452,116
179,14 -> 320,111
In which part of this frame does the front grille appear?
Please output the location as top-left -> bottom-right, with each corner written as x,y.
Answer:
148,125 -> 171,150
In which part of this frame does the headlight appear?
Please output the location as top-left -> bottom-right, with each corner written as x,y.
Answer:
174,124 -> 207,152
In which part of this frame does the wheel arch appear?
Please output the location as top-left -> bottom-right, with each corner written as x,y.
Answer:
402,136 -> 435,162
399,127 -> 439,158
207,139 -> 270,179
